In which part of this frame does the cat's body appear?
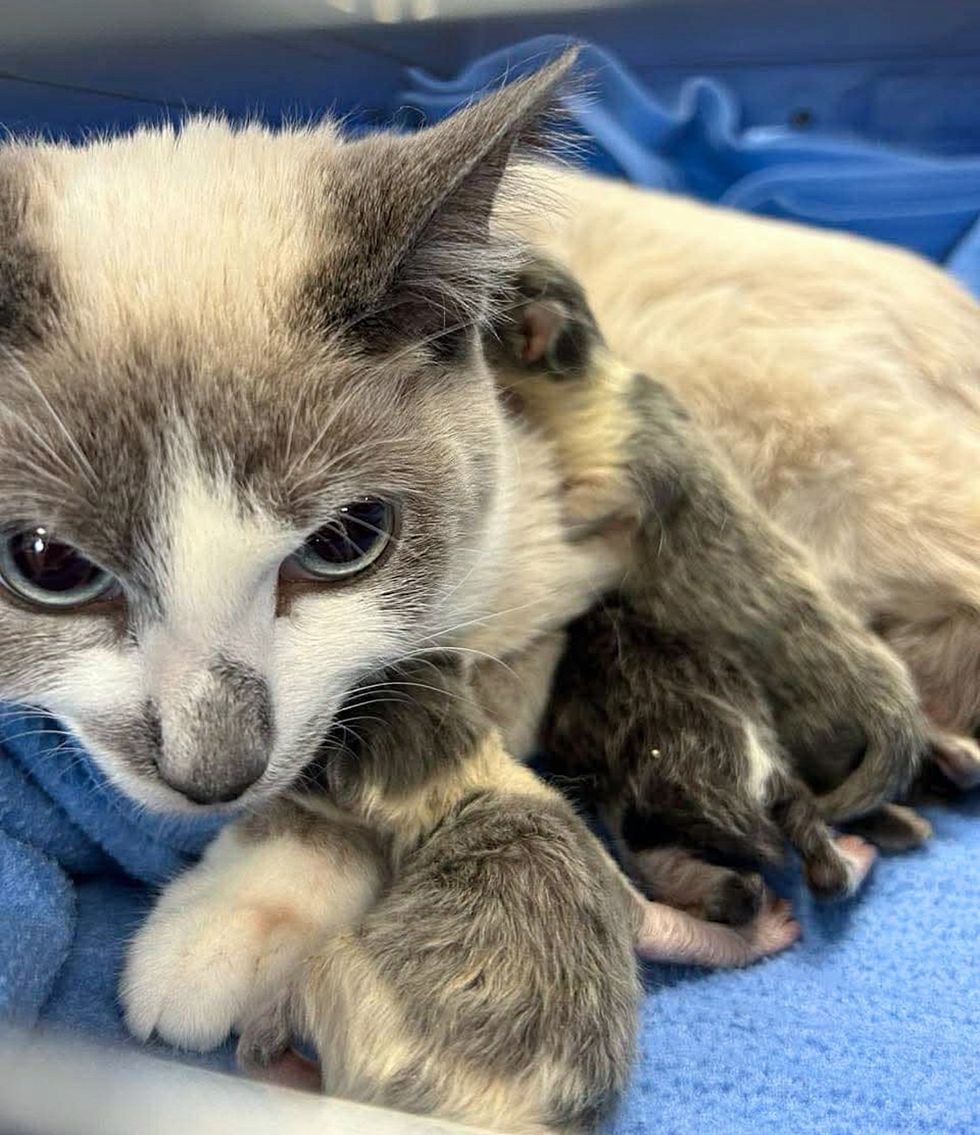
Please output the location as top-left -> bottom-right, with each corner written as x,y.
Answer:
485,255 -> 929,924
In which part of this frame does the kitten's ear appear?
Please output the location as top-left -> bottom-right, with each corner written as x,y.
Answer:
309,48 -> 578,356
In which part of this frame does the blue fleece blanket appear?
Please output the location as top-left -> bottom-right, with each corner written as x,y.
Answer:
2,37 -> 979,1135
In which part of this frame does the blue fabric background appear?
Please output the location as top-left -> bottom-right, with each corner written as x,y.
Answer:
1,34 -> 978,1135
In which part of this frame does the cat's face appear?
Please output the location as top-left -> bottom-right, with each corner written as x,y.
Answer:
0,57 -> 572,812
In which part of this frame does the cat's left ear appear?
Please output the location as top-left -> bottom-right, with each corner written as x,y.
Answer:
306,48 -> 579,356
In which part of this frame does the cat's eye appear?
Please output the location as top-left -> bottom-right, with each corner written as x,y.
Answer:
0,526 -> 119,609
282,499 -> 398,581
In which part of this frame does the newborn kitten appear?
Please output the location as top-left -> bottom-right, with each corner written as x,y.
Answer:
484,255 -> 929,921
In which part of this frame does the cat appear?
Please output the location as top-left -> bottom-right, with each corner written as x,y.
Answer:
486,253 -> 926,824
0,52 -> 796,1131
495,162 -> 980,793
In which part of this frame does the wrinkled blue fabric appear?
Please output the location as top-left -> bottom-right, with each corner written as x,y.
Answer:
1,35 -> 979,1135
0,712 -> 223,1029
400,35 -> 980,294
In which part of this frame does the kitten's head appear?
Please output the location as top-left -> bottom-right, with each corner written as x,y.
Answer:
0,53 -> 574,811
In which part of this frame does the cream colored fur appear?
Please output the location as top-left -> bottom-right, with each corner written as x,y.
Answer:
499,166 -> 980,746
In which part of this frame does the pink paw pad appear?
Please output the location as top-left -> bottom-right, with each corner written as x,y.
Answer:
745,895 -> 801,961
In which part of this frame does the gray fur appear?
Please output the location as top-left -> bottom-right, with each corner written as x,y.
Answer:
0,155 -> 59,346
300,54 -> 572,358
313,654 -> 489,808
544,604 -> 859,920
623,373 -> 926,820
153,659 -> 273,804
0,53 -> 581,810
242,655 -> 642,1133
496,254 -> 927,826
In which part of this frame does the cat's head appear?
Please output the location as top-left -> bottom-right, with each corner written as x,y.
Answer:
0,53 -> 574,812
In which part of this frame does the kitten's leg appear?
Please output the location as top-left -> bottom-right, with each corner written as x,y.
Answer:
633,892 -> 800,968
846,803 -> 933,851
769,776 -> 876,898
627,845 -> 766,928
121,798 -> 384,1051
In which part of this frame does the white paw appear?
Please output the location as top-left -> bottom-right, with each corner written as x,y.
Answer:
121,891 -> 308,1052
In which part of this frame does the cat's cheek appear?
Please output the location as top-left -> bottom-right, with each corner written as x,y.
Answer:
42,644 -> 144,721
265,589 -> 407,778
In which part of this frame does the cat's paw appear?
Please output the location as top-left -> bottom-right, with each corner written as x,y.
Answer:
833,833 -> 878,893
846,803 -> 932,851
121,895 -> 309,1051
701,871 -> 767,928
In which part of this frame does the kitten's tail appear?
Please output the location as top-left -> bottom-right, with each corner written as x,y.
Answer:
814,717 -> 925,822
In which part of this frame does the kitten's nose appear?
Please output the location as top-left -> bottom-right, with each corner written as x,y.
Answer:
152,659 -> 273,806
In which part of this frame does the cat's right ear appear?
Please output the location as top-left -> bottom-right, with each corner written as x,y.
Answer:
303,48 -> 579,357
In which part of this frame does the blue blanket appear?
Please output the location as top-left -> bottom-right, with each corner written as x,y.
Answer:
2,37 -> 979,1135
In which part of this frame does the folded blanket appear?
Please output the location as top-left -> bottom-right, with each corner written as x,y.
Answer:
1,35 -> 978,1135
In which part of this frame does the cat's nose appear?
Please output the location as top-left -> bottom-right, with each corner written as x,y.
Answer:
151,659 -> 273,806
157,758 -> 266,805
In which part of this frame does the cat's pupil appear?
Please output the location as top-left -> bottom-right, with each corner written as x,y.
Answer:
11,528 -> 102,593
306,502 -> 390,565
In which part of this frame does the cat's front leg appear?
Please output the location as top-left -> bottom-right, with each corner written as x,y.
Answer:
239,775 -> 642,1134
121,798 -> 384,1051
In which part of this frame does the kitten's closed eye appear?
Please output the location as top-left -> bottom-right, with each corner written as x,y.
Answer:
0,526 -> 120,609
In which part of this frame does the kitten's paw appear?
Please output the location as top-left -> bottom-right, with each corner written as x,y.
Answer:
703,871 -> 766,928
931,731 -> 980,791
247,1049 -> 322,1093
848,803 -> 931,852
737,895 -> 801,963
236,986 -> 294,1073
122,898 -> 309,1051
804,833 -> 877,899
833,833 -> 877,892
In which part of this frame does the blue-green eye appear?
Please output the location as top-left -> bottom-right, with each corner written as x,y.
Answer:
0,526 -> 118,608
282,499 -> 398,581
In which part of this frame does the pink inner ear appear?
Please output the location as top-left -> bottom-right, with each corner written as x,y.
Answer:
520,301 -> 563,364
